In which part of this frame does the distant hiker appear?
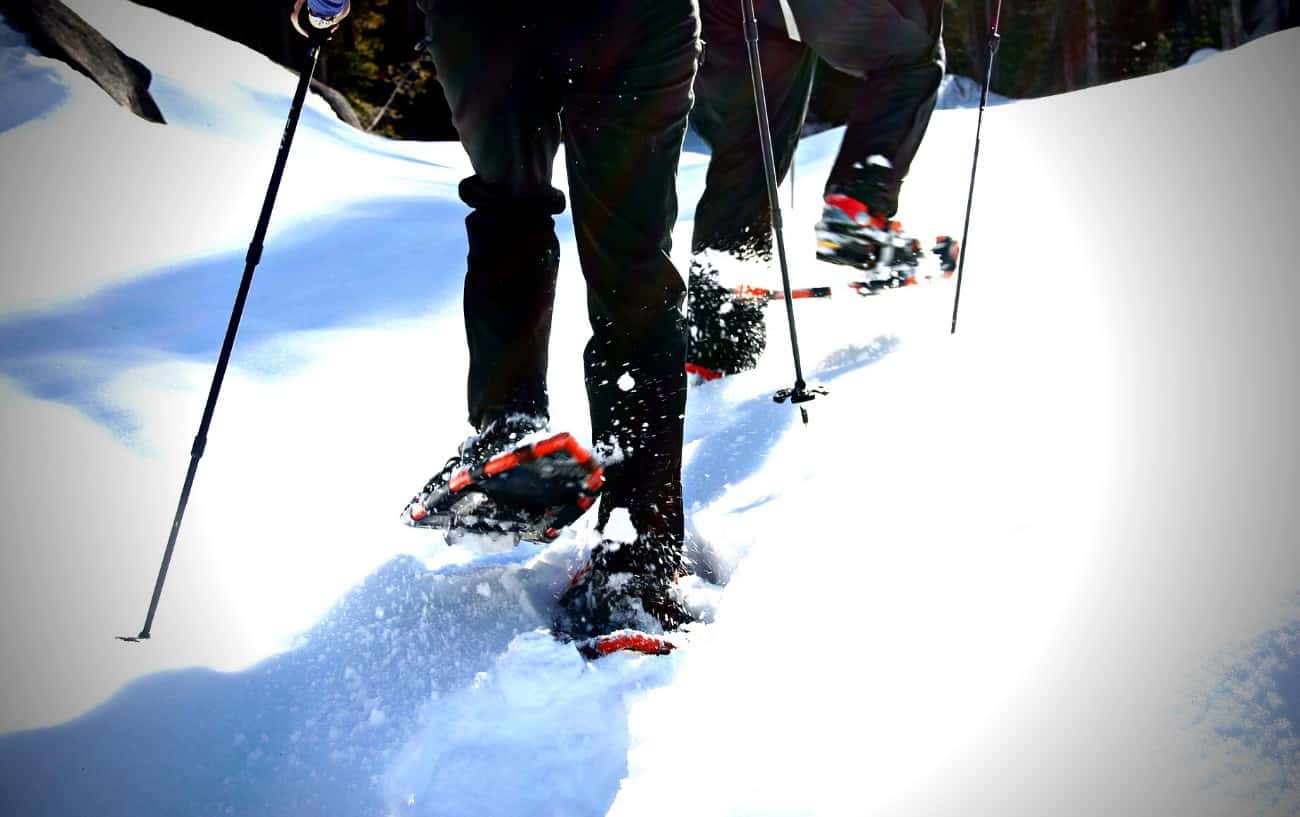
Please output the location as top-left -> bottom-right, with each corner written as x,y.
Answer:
293,0 -> 700,646
686,0 -> 945,378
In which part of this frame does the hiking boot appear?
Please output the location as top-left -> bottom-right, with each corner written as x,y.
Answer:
814,193 -> 908,275
555,549 -> 692,638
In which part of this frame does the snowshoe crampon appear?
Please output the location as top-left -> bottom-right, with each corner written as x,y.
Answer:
402,432 -> 604,543
571,629 -> 678,659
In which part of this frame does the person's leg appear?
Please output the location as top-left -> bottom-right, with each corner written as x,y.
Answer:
425,0 -> 565,430
557,0 -> 699,580
684,0 -> 816,378
798,0 -> 944,216
691,0 -> 816,259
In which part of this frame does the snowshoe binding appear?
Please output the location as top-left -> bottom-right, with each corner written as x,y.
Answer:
401,417 -> 604,544
817,194 -> 956,292
816,193 -> 911,277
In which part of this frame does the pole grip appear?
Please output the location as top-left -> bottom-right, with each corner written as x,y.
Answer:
300,1 -> 343,42
308,0 -> 347,15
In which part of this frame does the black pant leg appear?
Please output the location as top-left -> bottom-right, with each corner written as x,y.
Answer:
828,55 -> 943,215
558,0 -> 699,573
425,0 -> 565,427
796,0 -> 944,215
459,181 -> 564,428
691,0 -> 816,258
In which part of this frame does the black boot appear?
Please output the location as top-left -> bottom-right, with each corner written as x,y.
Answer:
555,540 -> 692,638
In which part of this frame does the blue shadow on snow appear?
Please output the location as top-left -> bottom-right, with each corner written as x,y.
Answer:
0,550 -> 646,817
0,195 -> 469,434
683,334 -> 900,511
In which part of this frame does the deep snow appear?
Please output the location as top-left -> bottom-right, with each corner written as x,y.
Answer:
1,3 -> 1298,816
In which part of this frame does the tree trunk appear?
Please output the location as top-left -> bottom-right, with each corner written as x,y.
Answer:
1084,0 -> 1101,85
1223,0 -> 1246,45
1241,0 -> 1287,39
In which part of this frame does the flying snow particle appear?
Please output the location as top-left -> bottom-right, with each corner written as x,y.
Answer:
617,372 -> 636,391
603,507 -> 638,544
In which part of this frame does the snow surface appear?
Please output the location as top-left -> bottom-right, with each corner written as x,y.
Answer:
1,4 -> 1298,816
934,74 -> 1014,109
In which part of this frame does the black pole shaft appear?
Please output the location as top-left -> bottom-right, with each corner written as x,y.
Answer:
741,0 -> 810,422
122,45 -> 321,642
950,1 -> 1003,334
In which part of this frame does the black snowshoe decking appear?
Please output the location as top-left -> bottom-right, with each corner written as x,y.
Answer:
403,432 -> 604,542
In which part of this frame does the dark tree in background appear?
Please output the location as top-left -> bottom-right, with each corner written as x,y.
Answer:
130,0 -> 453,139
938,0 -> 1295,99
125,0 -> 1296,139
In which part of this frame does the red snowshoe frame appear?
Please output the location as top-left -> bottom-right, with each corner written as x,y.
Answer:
575,630 -> 677,659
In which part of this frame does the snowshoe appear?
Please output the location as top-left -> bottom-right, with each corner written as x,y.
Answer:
817,193 -> 949,289
553,549 -> 692,657
401,420 -> 604,543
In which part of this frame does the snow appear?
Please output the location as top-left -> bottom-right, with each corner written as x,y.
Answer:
1,3 -> 1299,816
935,74 -> 1014,109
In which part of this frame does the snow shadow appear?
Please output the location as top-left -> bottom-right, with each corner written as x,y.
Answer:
1191,614 -> 1300,807
382,628 -> 676,817
0,195 -> 467,431
684,334 -> 898,510
811,334 -> 901,381
0,22 -> 69,133
684,384 -> 793,511
0,548 -> 657,817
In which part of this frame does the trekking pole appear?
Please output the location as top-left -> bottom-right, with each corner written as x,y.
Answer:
741,0 -> 826,424
949,0 -> 1004,334
119,16 -> 335,643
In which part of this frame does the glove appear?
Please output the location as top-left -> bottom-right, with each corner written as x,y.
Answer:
290,0 -> 350,40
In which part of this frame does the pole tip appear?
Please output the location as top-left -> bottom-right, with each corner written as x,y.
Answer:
116,632 -> 150,643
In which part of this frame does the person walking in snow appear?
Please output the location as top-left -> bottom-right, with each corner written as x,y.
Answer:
686,0 -> 946,378
293,0 -> 700,642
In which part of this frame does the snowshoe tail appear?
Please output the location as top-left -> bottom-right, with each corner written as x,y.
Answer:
685,362 -> 725,382
573,629 -> 677,659
403,432 -> 603,542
